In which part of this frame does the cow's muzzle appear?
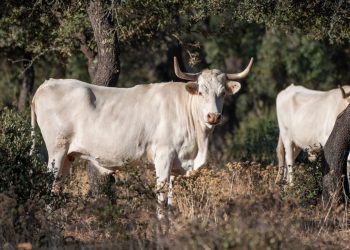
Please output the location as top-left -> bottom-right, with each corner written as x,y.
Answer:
207,113 -> 221,125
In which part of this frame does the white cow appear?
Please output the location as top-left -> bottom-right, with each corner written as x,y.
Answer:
276,84 -> 350,184
31,57 -> 253,212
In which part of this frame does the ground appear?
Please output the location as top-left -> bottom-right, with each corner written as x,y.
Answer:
2,161 -> 350,249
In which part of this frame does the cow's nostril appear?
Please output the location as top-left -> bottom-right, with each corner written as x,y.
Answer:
207,113 -> 214,123
207,113 -> 220,124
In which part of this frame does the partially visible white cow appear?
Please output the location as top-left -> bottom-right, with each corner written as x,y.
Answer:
31,57 -> 253,214
276,84 -> 350,184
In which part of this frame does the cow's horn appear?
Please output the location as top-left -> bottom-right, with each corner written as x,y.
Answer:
339,85 -> 350,99
226,58 -> 254,80
174,57 -> 198,81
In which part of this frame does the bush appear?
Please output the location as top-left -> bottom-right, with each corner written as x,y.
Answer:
228,111 -> 279,164
287,161 -> 323,207
0,108 -> 60,248
0,108 -> 53,204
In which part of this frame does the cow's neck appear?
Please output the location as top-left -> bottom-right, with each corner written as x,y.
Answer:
189,95 -> 213,170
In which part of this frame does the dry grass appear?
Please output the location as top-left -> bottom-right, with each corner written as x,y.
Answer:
2,161 -> 350,249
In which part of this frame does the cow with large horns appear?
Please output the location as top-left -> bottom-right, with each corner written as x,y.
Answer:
276,84 -> 350,184
31,57 -> 253,216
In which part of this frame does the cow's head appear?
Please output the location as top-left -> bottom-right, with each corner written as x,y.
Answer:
174,57 -> 253,129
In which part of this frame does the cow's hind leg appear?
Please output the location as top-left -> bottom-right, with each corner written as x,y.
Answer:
47,148 -> 69,193
275,135 -> 285,184
284,143 -> 301,186
284,140 -> 295,185
293,146 -> 301,162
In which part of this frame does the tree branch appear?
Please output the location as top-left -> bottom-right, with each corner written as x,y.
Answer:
77,32 -> 97,79
77,32 -> 96,63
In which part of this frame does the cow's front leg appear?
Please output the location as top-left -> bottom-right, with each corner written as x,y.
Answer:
154,150 -> 174,219
167,175 -> 175,208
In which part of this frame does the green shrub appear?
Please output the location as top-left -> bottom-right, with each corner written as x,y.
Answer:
228,111 -> 279,164
0,108 -> 53,204
288,161 -> 323,207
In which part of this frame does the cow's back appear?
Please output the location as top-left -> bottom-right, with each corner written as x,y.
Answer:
276,84 -> 349,149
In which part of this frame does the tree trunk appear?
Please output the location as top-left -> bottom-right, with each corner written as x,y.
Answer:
87,0 -> 120,86
155,40 -> 183,82
84,0 -> 120,196
322,104 -> 350,205
18,53 -> 34,112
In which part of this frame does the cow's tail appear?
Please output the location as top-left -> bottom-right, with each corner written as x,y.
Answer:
30,100 -> 36,156
275,134 -> 285,183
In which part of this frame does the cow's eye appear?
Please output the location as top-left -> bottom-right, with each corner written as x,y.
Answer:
198,91 -> 203,96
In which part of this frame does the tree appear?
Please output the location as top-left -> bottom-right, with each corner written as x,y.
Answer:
235,0 -> 350,44
0,1 -> 67,110
321,89 -> 350,204
79,0 -> 120,86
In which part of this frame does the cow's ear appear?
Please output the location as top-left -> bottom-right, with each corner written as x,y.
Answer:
185,82 -> 199,95
226,81 -> 241,95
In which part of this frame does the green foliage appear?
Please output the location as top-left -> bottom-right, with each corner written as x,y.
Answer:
287,161 -> 323,207
250,30 -> 343,91
115,0 -> 230,43
0,108 -> 53,204
65,53 -> 90,82
0,1 -> 61,54
0,60 -> 21,108
229,111 -> 279,164
235,0 -> 350,44
203,19 -> 263,68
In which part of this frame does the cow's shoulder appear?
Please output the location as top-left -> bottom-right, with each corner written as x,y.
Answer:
128,82 -> 187,100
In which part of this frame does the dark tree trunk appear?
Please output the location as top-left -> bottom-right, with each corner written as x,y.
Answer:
322,104 -> 350,205
155,41 -> 183,82
18,53 -> 34,112
83,0 -> 120,197
86,0 -> 120,86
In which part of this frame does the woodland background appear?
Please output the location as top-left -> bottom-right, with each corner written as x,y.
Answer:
1,0 -> 349,163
